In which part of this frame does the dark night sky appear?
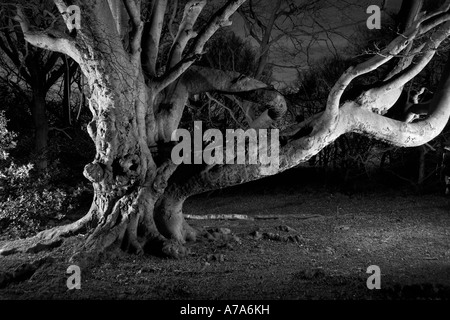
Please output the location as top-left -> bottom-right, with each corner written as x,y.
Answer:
229,0 -> 403,87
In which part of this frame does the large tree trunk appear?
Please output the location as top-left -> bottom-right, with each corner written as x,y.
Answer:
80,69 -> 154,253
72,41 -> 198,258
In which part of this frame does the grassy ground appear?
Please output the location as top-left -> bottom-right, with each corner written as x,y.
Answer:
0,177 -> 450,300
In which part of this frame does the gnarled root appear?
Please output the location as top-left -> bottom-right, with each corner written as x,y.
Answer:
0,208 -> 94,256
154,195 -> 198,244
1,187 -> 198,261
68,187 -> 173,264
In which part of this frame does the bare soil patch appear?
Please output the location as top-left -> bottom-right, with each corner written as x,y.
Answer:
1,189 -> 449,300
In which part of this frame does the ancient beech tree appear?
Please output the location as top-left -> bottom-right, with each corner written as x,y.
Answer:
2,0 -> 450,260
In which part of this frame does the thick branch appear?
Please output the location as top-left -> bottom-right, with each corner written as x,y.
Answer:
154,66 -> 271,142
326,7 -> 450,122
166,0 -> 206,70
123,0 -> 144,63
168,0 -> 179,40
108,0 -> 130,42
356,21 -> 450,115
53,0 -> 72,31
163,66 -> 450,203
238,90 -> 287,129
384,0 -> 423,80
142,0 -> 168,78
15,5 -> 81,63
325,31 -> 415,121
154,0 -> 246,92
382,21 -> 450,89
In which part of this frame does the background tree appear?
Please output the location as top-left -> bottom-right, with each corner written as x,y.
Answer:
2,0 -> 450,264
238,0 -> 366,81
0,3 -> 79,171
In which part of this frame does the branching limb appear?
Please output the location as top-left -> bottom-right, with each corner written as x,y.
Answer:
123,0 -> 144,64
168,0 -> 179,40
53,0 -> 72,31
349,50 -> 450,146
142,0 -> 168,78
162,43 -> 450,205
154,0 -> 246,92
325,6 -> 450,121
166,0 -> 205,70
108,0 -> 130,43
14,5 -> 81,63
416,0 -> 450,33
351,21 -> 450,116
378,22 -> 450,91
154,66 -> 277,142
325,32 -> 415,121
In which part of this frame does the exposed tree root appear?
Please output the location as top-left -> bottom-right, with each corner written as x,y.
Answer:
184,213 -> 324,221
67,190 -> 198,262
0,211 -> 93,256
154,195 -> 199,244
0,188 -> 199,261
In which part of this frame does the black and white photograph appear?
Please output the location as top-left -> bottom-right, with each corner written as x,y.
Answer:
0,0 -> 449,311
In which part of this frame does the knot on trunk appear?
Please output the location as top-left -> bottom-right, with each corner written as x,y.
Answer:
152,179 -> 168,194
84,162 -> 104,182
121,155 -> 140,176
